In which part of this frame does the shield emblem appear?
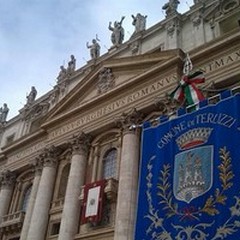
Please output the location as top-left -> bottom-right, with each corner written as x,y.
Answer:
173,145 -> 213,203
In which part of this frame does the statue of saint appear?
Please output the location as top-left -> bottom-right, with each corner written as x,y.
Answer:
108,16 -> 125,47
57,65 -> 67,82
162,0 -> 180,16
131,13 -> 147,35
67,55 -> 76,74
27,86 -> 37,105
0,103 -> 9,123
86,38 -> 101,60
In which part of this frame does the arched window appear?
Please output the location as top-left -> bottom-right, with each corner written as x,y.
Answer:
103,148 -> 117,179
58,164 -> 70,198
22,185 -> 32,212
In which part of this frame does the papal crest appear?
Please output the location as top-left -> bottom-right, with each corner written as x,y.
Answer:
173,145 -> 213,203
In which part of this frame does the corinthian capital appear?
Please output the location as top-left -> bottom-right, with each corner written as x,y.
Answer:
31,156 -> 44,175
0,170 -> 16,189
70,131 -> 92,155
116,108 -> 144,131
155,94 -> 178,115
39,145 -> 61,168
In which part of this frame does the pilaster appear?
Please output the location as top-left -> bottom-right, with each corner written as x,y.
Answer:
165,15 -> 182,49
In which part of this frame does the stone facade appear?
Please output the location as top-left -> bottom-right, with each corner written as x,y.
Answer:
0,1 -> 240,239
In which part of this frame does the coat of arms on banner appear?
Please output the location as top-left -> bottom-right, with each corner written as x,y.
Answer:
134,94 -> 240,240
173,145 -> 213,203
174,128 -> 213,203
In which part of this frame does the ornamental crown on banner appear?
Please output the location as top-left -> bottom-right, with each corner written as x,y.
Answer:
176,127 -> 213,150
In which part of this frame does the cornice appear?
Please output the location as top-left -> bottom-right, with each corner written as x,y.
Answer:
103,49 -> 180,68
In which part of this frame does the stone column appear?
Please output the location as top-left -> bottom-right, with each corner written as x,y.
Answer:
0,170 -> 16,223
114,108 -> 143,240
58,132 -> 92,240
20,159 -> 43,240
27,146 -> 60,240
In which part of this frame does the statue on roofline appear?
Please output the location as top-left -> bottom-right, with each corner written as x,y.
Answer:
57,55 -> 76,82
162,0 -> 180,17
0,103 -> 9,123
108,16 -> 125,47
131,13 -> 147,35
26,86 -> 37,106
86,35 -> 101,60
67,54 -> 76,74
57,65 -> 67,82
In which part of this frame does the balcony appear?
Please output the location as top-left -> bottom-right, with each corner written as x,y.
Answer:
80,178 -> 118,203
0,211 -> 25,234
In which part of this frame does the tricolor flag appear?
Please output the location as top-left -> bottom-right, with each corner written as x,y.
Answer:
170,70 -> 205,106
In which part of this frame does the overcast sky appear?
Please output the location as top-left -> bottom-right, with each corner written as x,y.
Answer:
0,0 -> 194,120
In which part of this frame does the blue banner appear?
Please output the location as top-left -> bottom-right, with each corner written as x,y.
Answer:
135,94 -> 240,240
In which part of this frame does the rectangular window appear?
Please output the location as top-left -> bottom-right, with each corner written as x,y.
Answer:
51,222 -> 61,235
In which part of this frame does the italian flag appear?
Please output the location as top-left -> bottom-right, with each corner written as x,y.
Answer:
171,71 -> 205,105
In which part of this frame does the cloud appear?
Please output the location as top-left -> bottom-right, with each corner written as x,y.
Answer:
0,0 -> 194,119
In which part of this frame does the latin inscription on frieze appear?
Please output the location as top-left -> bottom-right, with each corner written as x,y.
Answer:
201,49 -> 240,73
7,142 -> 45,164
49,74 -> 177,139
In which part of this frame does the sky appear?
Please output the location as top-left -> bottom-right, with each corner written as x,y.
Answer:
0,0 -> 194,120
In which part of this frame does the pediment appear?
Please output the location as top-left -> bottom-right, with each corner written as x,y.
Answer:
43,49 -> 183,125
